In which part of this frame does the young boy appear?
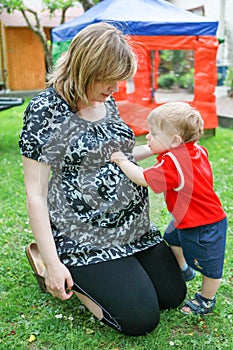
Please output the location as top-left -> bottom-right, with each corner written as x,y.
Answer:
111,102 -> 227,315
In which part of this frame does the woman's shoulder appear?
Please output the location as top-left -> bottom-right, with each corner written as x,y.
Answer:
27,87 -> 71,114
24,86 -> 73,127
20,87 -> 72,163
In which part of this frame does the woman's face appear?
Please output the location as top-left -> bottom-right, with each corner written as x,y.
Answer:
87,80 -> 119,103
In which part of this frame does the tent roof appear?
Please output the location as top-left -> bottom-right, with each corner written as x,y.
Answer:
51,0 -> 218,43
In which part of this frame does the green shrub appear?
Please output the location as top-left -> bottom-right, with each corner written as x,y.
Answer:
158,71 -> 194,92
158,73 -> 176,89
176,69 -> 194,92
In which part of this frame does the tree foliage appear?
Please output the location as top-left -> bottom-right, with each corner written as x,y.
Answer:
1,0 -> 100,77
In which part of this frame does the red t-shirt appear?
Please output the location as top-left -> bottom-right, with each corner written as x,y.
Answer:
143,142 -> 226,228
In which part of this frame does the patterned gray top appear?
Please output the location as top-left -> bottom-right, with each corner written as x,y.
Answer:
19,87 -> 162,266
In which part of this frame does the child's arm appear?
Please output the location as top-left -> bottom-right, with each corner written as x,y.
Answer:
111,151 -> 148,187
132,144 -> 153,162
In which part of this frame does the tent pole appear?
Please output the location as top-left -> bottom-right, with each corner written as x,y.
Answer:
150,50 -> 155,103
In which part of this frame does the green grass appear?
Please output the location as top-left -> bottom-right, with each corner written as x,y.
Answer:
0,101 -> 232,349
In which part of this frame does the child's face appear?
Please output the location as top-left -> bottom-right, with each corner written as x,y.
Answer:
146,126 -> 173,154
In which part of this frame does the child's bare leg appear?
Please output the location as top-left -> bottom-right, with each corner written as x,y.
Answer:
201,275 -> 221,299
169,245 -> 186,269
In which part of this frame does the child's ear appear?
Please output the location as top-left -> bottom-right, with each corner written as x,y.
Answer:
171,135 -> 182,147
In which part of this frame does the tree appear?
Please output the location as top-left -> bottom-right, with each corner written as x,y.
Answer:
1,0 -> 100,77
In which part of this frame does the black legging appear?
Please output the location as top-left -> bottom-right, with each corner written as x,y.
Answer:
68,241 -> 186,336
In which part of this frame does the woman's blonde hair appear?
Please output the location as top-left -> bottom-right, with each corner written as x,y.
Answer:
148,102 -> 204,143
47,22 -> 137,111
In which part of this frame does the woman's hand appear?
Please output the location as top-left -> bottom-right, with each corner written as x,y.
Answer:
45,261 -> 74,300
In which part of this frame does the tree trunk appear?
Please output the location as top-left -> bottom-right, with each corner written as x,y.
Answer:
21,8 -> 53,77
80,0 -> 98,11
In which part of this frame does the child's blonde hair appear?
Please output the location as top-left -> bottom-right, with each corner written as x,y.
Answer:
147,102 -> 204,142
47,22 -> 137,111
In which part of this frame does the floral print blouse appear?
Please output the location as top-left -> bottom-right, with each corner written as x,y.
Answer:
19,87 -> 162,266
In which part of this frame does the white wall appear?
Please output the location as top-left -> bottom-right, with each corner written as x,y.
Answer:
170,0 -> 233,66
170,0 -> 219,19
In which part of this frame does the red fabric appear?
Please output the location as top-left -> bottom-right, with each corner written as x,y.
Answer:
143,143 -> 226,228
116,101 -> 151,135
114,35 -> 219,135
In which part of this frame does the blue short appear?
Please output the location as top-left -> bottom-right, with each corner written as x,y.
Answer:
163,217 -> 227,279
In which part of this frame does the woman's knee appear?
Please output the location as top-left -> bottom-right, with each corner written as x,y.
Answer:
120,312 -> 160,336
69,256 -> 161,336
75,289 -> 160,336
103,300 -> 160,336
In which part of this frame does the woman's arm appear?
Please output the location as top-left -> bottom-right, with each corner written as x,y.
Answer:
111,152 -> 148,187
22,156 -> 73,300
133,144 -> 153,162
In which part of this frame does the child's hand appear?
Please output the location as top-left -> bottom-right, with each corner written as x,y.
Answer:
111,151 -> 128,166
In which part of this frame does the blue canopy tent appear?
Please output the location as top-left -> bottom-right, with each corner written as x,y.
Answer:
52,0 -> 217,40
51,0 -> 219,134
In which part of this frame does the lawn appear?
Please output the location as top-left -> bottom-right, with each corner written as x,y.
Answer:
0,101 -> 232,350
